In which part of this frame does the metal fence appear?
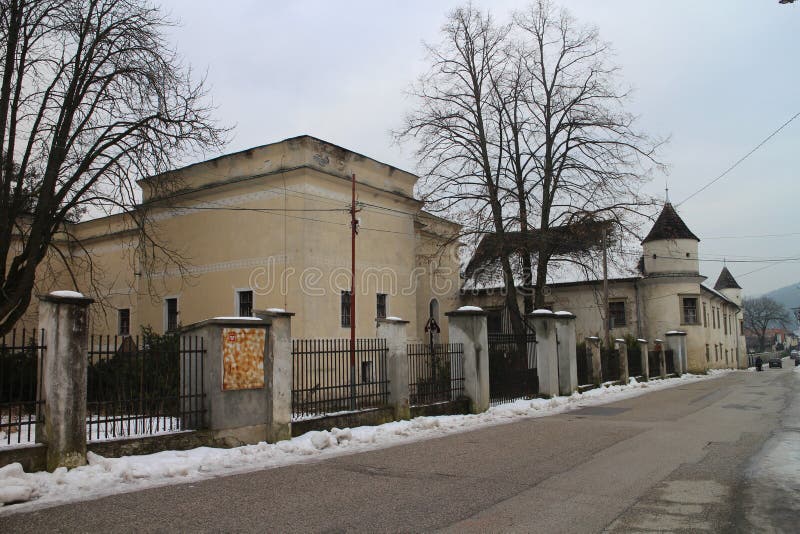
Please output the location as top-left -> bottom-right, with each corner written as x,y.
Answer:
601,347 -> 621,382
488,332 -> 539,406
576,342 -> 591,385
407,342 -> 464,406
628,345 -> 642,378
292,338 -> 390,420
86,334 -> 206,441
0,329 -> 45,447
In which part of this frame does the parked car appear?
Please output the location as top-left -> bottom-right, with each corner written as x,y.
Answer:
768,358 -> 782,368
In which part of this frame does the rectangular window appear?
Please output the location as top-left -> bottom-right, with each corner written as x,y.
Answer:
376,293 -> 387,319
609,301 -> 626,328
341,291 -> 351,328
165,298 -> 178,332
118,308 -> 130,336
361,360 -> 374,383
705,344 -> 710,362
703,303 -> 708,327
714,344 -> 719,361
681,297 -> 698,325
716,308 -> 721,329
723,312 -> 728,335
237,290 -> 253,317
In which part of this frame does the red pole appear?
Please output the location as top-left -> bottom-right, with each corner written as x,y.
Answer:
349,173 -> 357,408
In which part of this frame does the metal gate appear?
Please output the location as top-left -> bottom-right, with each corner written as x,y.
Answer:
488,332 -> 538,405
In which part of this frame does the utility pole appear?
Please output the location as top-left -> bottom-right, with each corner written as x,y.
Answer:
349,173 -> 359,410
602,227 -> 610,348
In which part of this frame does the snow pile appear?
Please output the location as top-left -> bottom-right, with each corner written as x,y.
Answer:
0,372 -> 727,514
48,290 -> 85,299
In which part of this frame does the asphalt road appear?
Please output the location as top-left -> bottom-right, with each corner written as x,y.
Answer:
2,361 -> 798,533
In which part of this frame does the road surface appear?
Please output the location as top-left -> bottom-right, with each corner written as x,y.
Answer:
1,361 -> 798,533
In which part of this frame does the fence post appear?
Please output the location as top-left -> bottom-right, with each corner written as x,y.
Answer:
638,339 -> 650,381
586,336 -> 602,386
376,317 -> 410,421
38,291 -> 94,471
615,338 -> 629,384
445,307 -> 489,414
665,331 -> 687,375
554,311 -> 578,395
257,310 -> 294,443
183,317 -> 270,446
530,310 -> 558,397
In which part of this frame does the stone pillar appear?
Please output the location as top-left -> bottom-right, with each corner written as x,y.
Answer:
638,339 -> 650,381
586,336 -> 602,386
376,317 -> 410,421
654,339 -> 667,378
665,331 -> 687,375
615,338 -> 629,384
184,316 -> 272,446
446,307 -> 489,414
258,309 -> 294,443
39,291 -> 94,471
530,310 -> 558,397
554,311 -> 578,395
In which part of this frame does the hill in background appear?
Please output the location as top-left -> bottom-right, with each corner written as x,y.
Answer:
762,282 -> 800,330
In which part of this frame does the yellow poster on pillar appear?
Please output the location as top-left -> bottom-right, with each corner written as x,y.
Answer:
222,327 -> 266,390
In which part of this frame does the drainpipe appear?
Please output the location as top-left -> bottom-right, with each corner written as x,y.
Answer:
634,279 -> 643,339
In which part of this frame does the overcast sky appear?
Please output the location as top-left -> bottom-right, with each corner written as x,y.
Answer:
159,0 -> 799,297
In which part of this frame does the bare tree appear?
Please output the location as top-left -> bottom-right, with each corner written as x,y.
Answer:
0,0 -> 226,335
398,2 -> 660,354
514,0 -> 662,309
743,296 -> 791,352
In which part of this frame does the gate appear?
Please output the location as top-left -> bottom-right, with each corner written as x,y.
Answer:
601,347 -> 621,382
576,342 -> 591,385
407,342 -> 464,406
665,349 -> 676,374
488,332 -> 538,406
628,344 -> 643,378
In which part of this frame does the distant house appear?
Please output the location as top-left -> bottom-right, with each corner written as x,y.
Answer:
461,202 -> 748,372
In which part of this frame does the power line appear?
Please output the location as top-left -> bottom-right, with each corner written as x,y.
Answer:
676,111 -> 800,206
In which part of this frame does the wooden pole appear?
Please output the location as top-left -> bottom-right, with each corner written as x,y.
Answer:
350,173 -> 358,409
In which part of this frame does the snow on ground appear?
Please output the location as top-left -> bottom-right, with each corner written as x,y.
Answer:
0,371 -> 734,514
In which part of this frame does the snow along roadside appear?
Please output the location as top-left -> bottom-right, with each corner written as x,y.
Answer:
0,370 -> 733,514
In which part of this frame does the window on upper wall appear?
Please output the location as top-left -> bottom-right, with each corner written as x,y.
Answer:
705,344 -> 710,362
703,303 -> 708,327
609,301 -> 626,328
716,308 -> 721,329
681,297 -> 698,325
237,290 -> 253,317
376,293 -> 387,319
341,291 -> 351,328
723,312 -> 728,335
118,308 -> 130,336
165,298 -> 178,332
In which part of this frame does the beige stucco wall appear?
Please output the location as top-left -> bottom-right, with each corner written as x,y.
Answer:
16,137 -> 461,344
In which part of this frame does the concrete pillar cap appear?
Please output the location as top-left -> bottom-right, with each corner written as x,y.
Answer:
376,317 -> 409,324
654,338 -> 663,343
554,311 -> 576,319
614,338 -> 626,343
256,308 -> 296,318
665,330 -> 687,336
39,290 -> 94,305
530,309 -> 555,317
586,336 -> 600,341
637,338 -> 648,343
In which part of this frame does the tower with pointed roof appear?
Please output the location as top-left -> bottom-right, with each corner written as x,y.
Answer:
641,202 -> 701,277
714,266 -> 742,307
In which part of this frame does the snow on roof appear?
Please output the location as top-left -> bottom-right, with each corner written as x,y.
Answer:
49,290 -> 85,298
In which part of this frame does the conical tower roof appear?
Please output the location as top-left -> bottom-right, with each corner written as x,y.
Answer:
642,203 -> 700,244
714,266 -> 742,290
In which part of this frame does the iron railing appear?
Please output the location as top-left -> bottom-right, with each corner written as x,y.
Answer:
601,347 -> 621,382
576,342 -> 591,385
628,345 -> 643,377
0,329 -> 45,447
407,342 -> 464,406
488,332 -> 538,406
86,334 -> 205,441
292,338 -> 390,420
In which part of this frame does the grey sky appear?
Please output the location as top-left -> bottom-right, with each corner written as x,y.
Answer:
159,0 -> 799,297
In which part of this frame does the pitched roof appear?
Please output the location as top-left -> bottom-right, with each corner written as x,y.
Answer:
714,266 -> 742,290
642,203 -> 700,243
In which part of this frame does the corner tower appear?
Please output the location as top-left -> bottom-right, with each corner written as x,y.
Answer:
641,202 -> 700,276
714,266 -> 742,306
